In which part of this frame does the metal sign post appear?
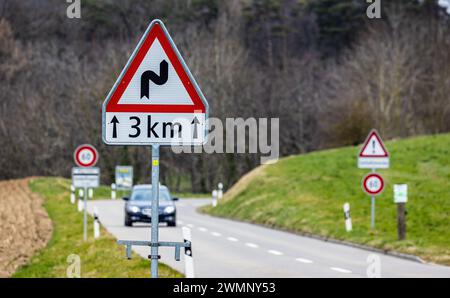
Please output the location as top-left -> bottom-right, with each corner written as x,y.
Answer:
103,19 -> 208,278
362,171 -> 384,229
150,145 -> 160,277
371,195 -> 375,229
72,144 -> 100,242
371,168 -> 375,230
83,186 -> 88,241
358,130 -> 389,230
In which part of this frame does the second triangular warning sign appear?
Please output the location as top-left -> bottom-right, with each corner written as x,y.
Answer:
357,129 -> 390,169
359,130 -> 389,157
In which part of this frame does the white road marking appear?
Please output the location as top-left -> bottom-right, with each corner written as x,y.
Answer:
245,243 -> 259,248
295,258 -> 313,264
330,267 -> 352,274
211,232 -> 222,237
227,237 -> 239,242
187,224 -> 195,228
267,250 -> 283,256
198,227 -> 208,232
176,220 -> 183,225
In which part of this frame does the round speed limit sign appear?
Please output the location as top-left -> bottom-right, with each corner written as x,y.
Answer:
74,144 -> 98,167
362,173 -> 384,196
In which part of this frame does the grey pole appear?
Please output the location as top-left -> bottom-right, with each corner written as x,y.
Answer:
371,196 -> 375,229
84,187 -> 88,241
150,145 -> 160,278
371,168 -> 376,229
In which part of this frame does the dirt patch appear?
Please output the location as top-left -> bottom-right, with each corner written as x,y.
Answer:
0,178 -> 52,277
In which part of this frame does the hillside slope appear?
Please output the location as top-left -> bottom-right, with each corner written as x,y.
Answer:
204,134 -> 450,265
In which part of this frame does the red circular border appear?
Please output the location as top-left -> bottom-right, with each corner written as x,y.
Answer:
362,173 -> 384,196
74,144 -> 98,167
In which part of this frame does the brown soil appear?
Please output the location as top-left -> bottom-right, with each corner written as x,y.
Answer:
0,178 -> 52,277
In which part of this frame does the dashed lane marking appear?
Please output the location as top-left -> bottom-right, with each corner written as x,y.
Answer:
330,267 -> 352,274
245,243 -> 259,248
295,258 -> 313,264
267,250 -> 283,256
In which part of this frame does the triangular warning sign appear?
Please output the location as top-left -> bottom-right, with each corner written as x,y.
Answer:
359,130 -> 389,157
104,20 -> 207,113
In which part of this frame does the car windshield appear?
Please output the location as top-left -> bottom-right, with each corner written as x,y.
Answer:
130,189 -> 171,201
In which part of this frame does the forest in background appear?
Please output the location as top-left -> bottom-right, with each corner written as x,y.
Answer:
0,0 -> 449,192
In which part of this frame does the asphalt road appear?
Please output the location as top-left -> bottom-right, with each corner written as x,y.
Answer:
87,199 -> 450,278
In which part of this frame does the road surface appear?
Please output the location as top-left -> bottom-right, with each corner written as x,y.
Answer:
87,199 -> 450,278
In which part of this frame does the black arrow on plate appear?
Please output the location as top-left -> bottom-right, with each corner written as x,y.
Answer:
191,117 -> 200,139
110,116 -> 119,138
141,60 -> 169,99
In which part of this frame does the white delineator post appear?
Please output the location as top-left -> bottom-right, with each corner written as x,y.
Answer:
217,182 -> 223,200
212,190 -> 218,207
70,185 -> 76,204
111,183 -> 116,200
88,188 -> 93,199
182,227 -> 194,278
93,206 -> 100,239
343,202 -> 352,232
77,189 -> 84,212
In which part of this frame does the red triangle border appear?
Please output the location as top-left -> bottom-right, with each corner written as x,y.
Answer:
359,130 -> 389,158
105,23 -> 205,113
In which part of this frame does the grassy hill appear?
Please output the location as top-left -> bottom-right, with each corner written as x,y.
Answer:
203,134 -> 450,265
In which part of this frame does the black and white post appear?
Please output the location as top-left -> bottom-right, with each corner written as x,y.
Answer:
182,226 -> 194,278
83,186 -> 88,241
111,183 -> 116,200
212,190 -> 218,207
93,206 -> 100,239
70,184 -> 75,204
343,202 -> 352,232
77,189 -> 84,212
218,182 -> 223,200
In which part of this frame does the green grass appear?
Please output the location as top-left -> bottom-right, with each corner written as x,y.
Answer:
203,133 -> 450,265
172,192 -> 211,199
13,177 -> 182,278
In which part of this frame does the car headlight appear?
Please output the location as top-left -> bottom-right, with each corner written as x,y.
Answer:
127,205 -> 140,213
164,206 -> 175,214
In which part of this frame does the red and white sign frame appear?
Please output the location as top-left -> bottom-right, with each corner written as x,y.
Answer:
74,144 -> 98,167
102,19 -> 208,146
362,173 -> 384,196
358,129 -> 390,169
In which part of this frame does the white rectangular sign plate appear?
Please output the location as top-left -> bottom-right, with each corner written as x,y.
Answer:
72,167 -> 100,188
115,166 -> 134,190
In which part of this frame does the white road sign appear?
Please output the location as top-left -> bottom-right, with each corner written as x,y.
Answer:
74,144 -> 98,167
362,173 -> 384,196
394,184 -> 408,203
115,166 -> 133,190
102,19 -> 208,146
72,167 -> 100,188
358,129 -> 390,169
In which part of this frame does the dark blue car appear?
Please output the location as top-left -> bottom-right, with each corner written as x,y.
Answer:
123,184 -> 178,227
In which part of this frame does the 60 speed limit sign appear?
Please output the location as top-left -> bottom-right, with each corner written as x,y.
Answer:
362,173 -> 384,196
74,144 -> 98,167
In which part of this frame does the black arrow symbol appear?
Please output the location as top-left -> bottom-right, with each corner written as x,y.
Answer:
141,60 -> 169,99
191,117 -> 200,139
110,116 -> 119,138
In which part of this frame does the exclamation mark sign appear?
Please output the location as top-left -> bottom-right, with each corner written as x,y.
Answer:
372,140 -> 376,154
